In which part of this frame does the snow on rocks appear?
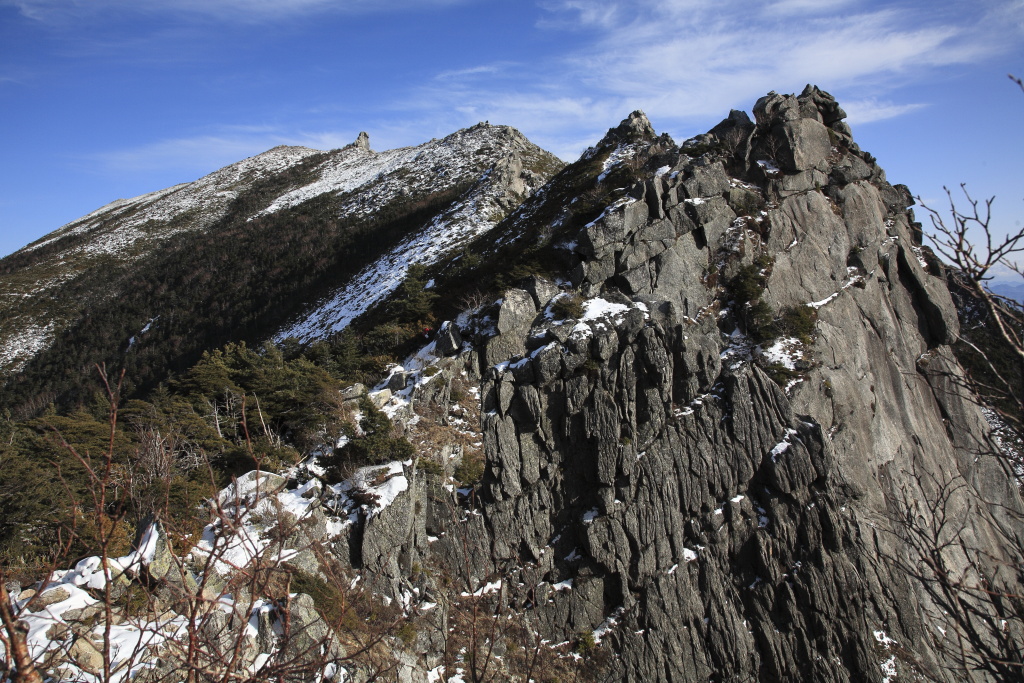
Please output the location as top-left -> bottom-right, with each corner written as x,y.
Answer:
277,132 -> 547,343
596,143 -> 642,183
758,336 -> 802,370
802,266 -> 870,314
327,460 -> 411,520
756,159 -> 782,177
583,195 -> 638,230
807,293 -> 839,309
487,295 -> 649,374
0,320 -> 56,372
2,521 -> 186,682
462,579 -> 503,598
756,336 -> 809,391
190,468 -> 356,576
983,407 -> 1024,480
1,464 -> 376,680
769,429 -> 800,462
720,327 -> 754,371
581,297 -> 631,321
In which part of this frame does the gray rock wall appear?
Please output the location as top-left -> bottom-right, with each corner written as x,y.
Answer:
333,87 -> 1023,682
418,87 -> 1024,681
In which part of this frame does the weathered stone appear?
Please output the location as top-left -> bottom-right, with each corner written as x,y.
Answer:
341,383 -> 366,400
752,91 -> 801,127
484,289 -> 537,367
684,196 -> 736,248
69,636 -> 104,673
63,603 -> 104,623
523,276 -> 560,310
681,161 -> 731,198
352,131 -> 371,151
435,320 -> 463,356
385,371 -> 409,392
800,83 -> 847,125
29,586 -> 70,611
829,154 -> 872,185
777,118 -> 833,173
726,187 -> 763,216
368,388 -> 392,408
3,581 -> 20,600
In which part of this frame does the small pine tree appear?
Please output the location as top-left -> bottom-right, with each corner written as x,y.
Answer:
321,399 -> 414,482
391,263 -> 438,324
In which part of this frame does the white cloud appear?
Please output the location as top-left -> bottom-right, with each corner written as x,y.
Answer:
764,0 -> 857,17
5,0 -> 471,23
434,63 -> 512,81
536,0 -> 623,29
843,99 -> 928,124
39,0 -> 1024,180
397,0 -> 1023,161
91,127 -> 363,174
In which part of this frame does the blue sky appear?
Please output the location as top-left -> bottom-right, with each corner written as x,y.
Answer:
2,0 -> 1023,269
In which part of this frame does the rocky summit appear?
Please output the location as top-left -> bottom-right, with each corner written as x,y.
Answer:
1,86 -> 1022,683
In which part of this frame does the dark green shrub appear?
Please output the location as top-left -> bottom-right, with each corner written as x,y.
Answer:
730,265 -> 767,305
397,622 -> 418,645
575,631 -> 596,655
551,294 -> 584,320
747,300 -> 776,344
320,399 -> 415,482
454,449 -> 485,486
390,263 -> 438,324
776,306 -> 817,344
417,458 -> 444,477
764,362 -> 801,388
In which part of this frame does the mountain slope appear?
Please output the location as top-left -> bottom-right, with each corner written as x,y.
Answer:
0,125 -> 562,412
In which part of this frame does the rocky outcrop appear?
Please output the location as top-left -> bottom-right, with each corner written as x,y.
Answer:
388,86 -> 1024,681
353,131 -> 371,152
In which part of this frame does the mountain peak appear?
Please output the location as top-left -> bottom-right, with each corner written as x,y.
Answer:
351,131 -> 371,152
598,109 -> 657,148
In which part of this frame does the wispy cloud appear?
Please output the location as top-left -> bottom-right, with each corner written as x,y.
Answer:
90,127 -> 362,174
434,64 -> 511,81
535,0 -> 623,30
764,0 -> 857,17
398,0 -> 1023,160
5,0 -> 472,23
843,99 -> 928,124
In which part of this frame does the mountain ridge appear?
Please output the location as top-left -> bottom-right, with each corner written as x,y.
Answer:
1,86 -> 1022,682
0,123 -> 563,411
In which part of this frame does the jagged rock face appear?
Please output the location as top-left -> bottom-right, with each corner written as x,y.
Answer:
385,87 -> 1024,681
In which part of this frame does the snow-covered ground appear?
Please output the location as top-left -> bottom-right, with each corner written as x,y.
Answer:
0,456 -> 427,682
0,320 -> 55,372
25,146 -> 324,260
277,127 -> 547,342
276,179 -> 503,342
